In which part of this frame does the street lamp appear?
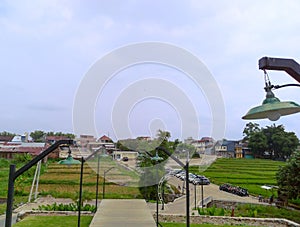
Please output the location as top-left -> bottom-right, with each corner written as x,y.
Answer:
5,140 -> 73,227
102,167 -> 115,199
201,178 -> 204,211
76,146 -> 105,227
194,184 -> 197,210
243,57 -> 300,121
151,151 -> 163,227
156,146 -> 190,227
58,147 -> 81,165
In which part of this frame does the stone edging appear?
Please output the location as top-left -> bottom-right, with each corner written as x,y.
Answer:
158,214 -> 300,227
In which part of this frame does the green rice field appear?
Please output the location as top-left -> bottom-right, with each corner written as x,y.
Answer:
190,158 -> 284,197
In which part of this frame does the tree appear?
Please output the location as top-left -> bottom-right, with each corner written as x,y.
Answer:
276,150 -> 300,200
45,131 -> 75,139
244,123 -> 299,160
46,131 -> 55,136
263,125 -> 299,160
157,129 -> 171,141
0,131 -> 16,136
137,130 -> 173,201
63,133 -> 76,139
30,130 -> 45,142
243,122 -> 260,142
248,131 -> 268,158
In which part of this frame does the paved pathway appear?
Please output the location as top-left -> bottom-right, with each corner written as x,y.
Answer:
148,177 -> 264,215
0,214 -> 17,227
89,199 -> 156,227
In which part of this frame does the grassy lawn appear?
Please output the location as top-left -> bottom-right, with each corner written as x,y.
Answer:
13,215 -> 92,227
13,217 -> 260,227
190,158 -> 284,197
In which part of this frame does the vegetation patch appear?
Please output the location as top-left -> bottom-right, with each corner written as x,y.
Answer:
190,158 -> 284,197
35,202 -> 96,212
13,215 -> 92,227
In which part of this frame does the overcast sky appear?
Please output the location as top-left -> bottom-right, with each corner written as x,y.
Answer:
1,0 -> 300,141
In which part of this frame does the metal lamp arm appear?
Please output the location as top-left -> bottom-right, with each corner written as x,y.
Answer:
15,139 -> 73,179
155,146 -> 185,168
259,57 -> 300,83
84,145 -> 106,162
273,84 -> 300,89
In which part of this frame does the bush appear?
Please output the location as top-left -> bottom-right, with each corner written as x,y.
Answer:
13,154 -> 32,163
290,197 -> 300,206
191,152 -> 200,158
36,202 -> 96,212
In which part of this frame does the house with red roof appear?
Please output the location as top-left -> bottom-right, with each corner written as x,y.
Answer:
97,135 -> 113,143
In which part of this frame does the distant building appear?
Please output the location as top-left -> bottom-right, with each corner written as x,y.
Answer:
45,136 -> 70,144
97,135 -> 112,143
113,150 -> 138,161
136,136 -> 151,141
75,135 -> 97,148
11,133 -> 29,143
0,141 -> 48,159
191,137 -> 214,154
213,139 -> 251,158
71,134 -> 117,158
88,135 -> 116,154
184,137 -> 194,144
213,140 -> 237,158
0,136 -> 14,143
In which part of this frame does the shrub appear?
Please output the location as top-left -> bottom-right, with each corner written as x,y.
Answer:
36,202 -> 96,212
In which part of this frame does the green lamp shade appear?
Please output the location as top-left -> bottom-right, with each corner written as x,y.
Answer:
242,92 -> 300,121
58,155 -> 81,165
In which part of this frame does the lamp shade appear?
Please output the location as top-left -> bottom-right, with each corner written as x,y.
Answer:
242,90 -> 300,121
58,154 -> 81,165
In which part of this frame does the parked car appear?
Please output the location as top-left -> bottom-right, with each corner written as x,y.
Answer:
188,173 -> 197,183
122,157 -> 129,161
219,183 -> 248,196
170,169 -> 183,176
192,176 -> 210,185
175,170 -> 185,178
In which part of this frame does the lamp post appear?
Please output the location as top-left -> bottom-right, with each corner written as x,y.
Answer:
151,151 -> 163,227
95,153 -> 101,211
5,140 -> 73,227
201,178 -> 204,210
243,57 -> 300,121
162,183 -> 165,210
156,146 -> 190,227
194,184 -> 197,210
102,167 -> 114,199
78,156 -> 84,227
76,146 -> 105,227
